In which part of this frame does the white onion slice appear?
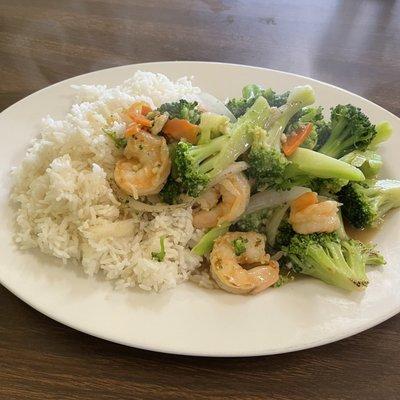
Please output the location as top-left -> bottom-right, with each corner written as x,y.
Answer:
129,199 -> 192,212
245,186 -> 311,215
207,161 -> 249,188
197,92 -> 237,122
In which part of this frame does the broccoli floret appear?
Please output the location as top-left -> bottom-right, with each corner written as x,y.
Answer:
231,210 -> 269,233
247,85 -> 316,189
310,177 -> 348,196
151,236 -> 166,262
226,84 -> 289,118
174,96 -> 271,197
232,236 -> 248,256
319,104 -> 377,159
284,233 -> 373,291
159,176 -> 182,204
158,99 -> 201,124
275,220 -> 295,248
197,112 -> 229,145
339,179 -> 400,229
286,106 -> 328,150
340,121 -> 392,178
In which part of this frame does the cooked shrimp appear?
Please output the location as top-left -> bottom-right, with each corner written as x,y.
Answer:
114,130 -> 171,198
210,232 -> 279,295
289,199 -> 340,234
192,173 -> 250,229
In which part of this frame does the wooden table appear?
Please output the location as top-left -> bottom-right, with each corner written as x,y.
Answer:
1,1 -> 399,399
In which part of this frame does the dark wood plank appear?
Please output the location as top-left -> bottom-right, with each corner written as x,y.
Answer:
1,0 -> 399,399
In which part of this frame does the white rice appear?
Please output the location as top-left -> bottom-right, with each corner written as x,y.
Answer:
11,71 -> 205,292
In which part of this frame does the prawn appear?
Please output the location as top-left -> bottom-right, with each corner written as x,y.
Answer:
114,130 -> 171,198
289,198 -> 340,234
192,173 -> 250,229
210,232 -> 279,295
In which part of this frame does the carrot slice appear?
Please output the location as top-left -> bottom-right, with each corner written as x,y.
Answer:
282,123 -> 313,156
162,118 -> 200,144
291,192 -> 318,214
141,104 -> 152,116
127,102 -> 153,127
125,122 -> 141,138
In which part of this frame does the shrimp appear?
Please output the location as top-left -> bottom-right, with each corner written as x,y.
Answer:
192,173 -> 250,229
210,232 -> 279,295
289,200 -> 340,234
114,130 -> 171,198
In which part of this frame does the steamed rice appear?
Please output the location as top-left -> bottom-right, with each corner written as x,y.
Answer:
11,71 -> 205,291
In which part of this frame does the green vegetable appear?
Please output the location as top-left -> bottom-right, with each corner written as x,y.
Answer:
197,112 -> 229,145
339,121 -> 392,178
318,104 -> 377,159
192,223 -> 230,256
286,106 -> 329,150
104,129 -> 127,149
159,176 -> 182,205
151,236 -> 166,262
173,96 -> 271,197
274,220 -> 295,248
310,177 -> 349,196
288,148 -> 365,181
232,237 -> 248,256
226,84 -> 289,118
339,179 -> 400,229
247,85 -> 316,189
284,232 -> 383,291
158,99 -> 201,124
231,209 -> 269,233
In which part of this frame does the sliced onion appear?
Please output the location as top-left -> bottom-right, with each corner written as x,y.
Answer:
207,161 -> 249,188
266,204 -> 289,247
129,199 -> 193,212
196,92 -> 237,122
245,186 -> 311,215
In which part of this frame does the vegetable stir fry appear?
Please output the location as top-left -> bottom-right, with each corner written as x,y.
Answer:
106,83 -> 399,295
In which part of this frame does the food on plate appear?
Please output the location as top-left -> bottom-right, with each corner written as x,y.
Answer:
11,72 -> 400,294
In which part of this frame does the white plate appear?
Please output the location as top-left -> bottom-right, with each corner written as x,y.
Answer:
1,62 -> 400,357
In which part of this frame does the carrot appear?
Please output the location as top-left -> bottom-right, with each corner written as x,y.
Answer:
127,102 -> 153,127
162,118 -> 200,144
125,122 -> 141,138
282,123 -> 313,156
291,192 -> 318,214
141,104 -> 152,116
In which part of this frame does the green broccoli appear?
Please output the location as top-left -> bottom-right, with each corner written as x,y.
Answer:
284,233 -> 377,291
247,85 -> 316,189
173,96 -> 272,197
286,106 -> 329,150
231,209 -> 269,233
191,223 -> 230,256
232,236 -> 248,256
274,220 -> 295,248
318,104 -> 377,159
339,121 -> 392,178
158,99 -> 201,124
159,176 -> 182,205
151,236 -> 166,262
310,177 -> 349,196
197,112 -> 229,145
339,179 -> 400,229
226,84 -> 289,118
104,129 -> 127,149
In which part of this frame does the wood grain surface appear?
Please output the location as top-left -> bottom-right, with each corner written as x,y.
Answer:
1,0 -> 400,399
